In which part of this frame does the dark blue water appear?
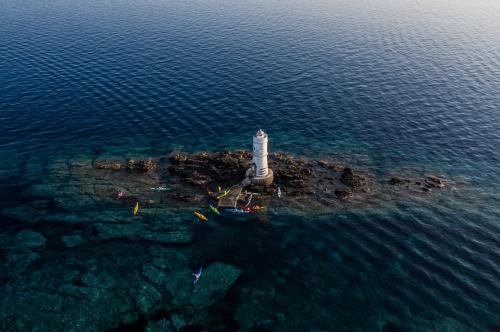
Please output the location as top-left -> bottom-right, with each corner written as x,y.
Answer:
1,0 -> 499,331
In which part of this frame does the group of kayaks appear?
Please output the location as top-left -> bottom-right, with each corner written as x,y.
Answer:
193,203 -> 265,222
127,184 -> 269,220
192,186 -> 267,222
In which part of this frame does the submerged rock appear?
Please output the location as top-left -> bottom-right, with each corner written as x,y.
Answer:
6,250 -> 40,274
135,281 -> 163,313
191,263 -> 242,309
425,175 -> 446,188
170,313 -> 188,331
13,229 -> 46,249
146,319 -> 174,332
142,263 -> 168,287
389,176 -> 409,185
61,234 -> 85,248
335,189 -> 353,200
150,246 -> 189,270
94,223 -> 193,245
427,317 -> 475,332
163,269 -> 193,306
81,271 -> 116,290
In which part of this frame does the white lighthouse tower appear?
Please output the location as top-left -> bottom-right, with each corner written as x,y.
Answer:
247,129 -> 273,185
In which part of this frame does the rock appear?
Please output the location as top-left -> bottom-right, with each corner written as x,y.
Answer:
185,177 -> 210,186
163,269 -> 192,306
425,317 -> 475,332
6,250 -> 40,274
146,319 -> 174,332
191,263 -> 242,309
61,234 -> 85,248
317,160 -> 328,167
389,176 -> 408,185
62,270 -> 81,283
13,229 -> 46,249
334,189 -> 353,200
150,246 -> 189,270
142,263 -> 168,287
382,321 -> 411,332
141,230 -> 193,245
95,159 -> 122,170
81,271 -> 116,289
169,153 -> 188,164
173,193 -> 204,203
234,287 -> 277,331
1,205 -> 46,224
340,167 -> 368,191
126,158 -> 156,172
135,282 -> 163,313
29,184 -> 54,197
94,223 -> 193,245
59,284 -> 82,298
142,158 -> 157,172
426,175 -> 445,188
170,314 -> 188,331
328,163 -> 345,171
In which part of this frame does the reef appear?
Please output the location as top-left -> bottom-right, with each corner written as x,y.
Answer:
1,150 -> 451,218
0,150 -> 457,331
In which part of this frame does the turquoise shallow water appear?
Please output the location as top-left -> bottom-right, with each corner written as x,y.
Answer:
0,0 -> 499,331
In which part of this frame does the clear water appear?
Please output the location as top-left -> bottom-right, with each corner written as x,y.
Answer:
0,0 -> 499,331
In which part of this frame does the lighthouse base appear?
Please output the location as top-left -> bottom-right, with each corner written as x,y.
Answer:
246,168 -> 274,186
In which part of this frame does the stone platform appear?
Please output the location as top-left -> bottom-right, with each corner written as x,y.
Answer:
217,185 -> 245,208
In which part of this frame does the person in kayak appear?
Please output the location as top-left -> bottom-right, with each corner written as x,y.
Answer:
193,266 -> 203,284
116,190 -> 124,200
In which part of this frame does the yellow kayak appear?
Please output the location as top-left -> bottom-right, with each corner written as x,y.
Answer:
194,211 -> 208,222
217,190 -> 230,199
133,201 -> 139,215
209,205 -> 221,215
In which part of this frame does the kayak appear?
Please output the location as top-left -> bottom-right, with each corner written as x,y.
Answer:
133,202 -> 139,215
194,211 -> 208,222
209,205 -> 221,215
150,187 -> 173,191
217,190 -> 230,199
251,205 -> 265,211
225,208 -> 250,214
242,206 -> 264,213
277,187 -> 282,198
241,207 -> 256,214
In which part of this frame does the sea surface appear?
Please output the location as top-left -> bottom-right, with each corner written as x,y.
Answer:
0,0 -> 499,331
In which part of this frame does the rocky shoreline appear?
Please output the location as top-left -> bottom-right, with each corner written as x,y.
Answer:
90,150 -> 451,213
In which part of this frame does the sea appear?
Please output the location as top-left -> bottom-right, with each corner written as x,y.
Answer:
0,0 -> 499,331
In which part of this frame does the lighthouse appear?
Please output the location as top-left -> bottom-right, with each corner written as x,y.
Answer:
247,129 -> 273,185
